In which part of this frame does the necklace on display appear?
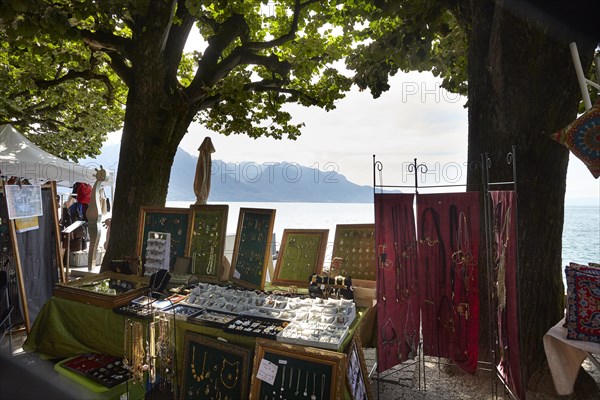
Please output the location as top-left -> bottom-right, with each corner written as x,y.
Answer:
311,372 -> 316,400
321,373 -> 326,400
303,370 -> 308,397
296,368 -> 301,395
280,365 -> 286,399
190,347 -> 208,382
220,358 -> 239,389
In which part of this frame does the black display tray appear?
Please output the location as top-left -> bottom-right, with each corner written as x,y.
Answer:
61,353 -> 128,388
188,309 -> 238,328
113,302 -> 156,319
161,303 -> 205,321
224,314 -> 289,339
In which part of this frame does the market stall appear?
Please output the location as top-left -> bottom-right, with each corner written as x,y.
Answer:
22,203 -> 375,400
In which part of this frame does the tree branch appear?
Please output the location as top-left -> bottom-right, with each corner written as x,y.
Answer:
165,0 -> 196,84
244,80 -> 319,105
33,68 -> 115,104
243,0 -> 320,50
105,51 -> 134,86
186,14 -> 250,93
79,28 -> 129,54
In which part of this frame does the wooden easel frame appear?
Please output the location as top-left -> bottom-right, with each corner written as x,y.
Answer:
3,181 -> 64,332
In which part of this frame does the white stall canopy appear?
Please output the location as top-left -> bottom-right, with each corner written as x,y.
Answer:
0,124 -> 112,187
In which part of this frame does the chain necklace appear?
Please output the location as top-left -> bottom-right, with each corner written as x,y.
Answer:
220,358 -> 240,389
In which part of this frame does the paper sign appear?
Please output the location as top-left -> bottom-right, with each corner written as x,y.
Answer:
15,216 -> 39,233
4,184 -> 43,220
256,358 -> 278,386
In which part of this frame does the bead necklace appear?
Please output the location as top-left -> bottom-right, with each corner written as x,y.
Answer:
190,347 -> 208,381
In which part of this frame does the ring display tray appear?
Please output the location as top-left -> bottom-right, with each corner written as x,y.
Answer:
53,272 -> 150,309
60,353 -> 128,388
188,309 -> 239,328
224,314 -> 290,339
160,303 -> 205,321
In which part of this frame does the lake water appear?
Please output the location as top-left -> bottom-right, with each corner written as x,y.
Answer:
167,201 -> 599,268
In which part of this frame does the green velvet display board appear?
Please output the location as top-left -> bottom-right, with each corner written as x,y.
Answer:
230,208 -> 276,290
137,207 -> 191,269
187,205 -> 228,282
272,229 -> 329,287
180,332 -> 252,400
331,224 -> 376,283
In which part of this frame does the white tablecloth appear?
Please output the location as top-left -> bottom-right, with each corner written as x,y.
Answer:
543,320 -> 600,395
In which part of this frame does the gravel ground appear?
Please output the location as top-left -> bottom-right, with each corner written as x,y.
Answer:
362,348 -> 600,400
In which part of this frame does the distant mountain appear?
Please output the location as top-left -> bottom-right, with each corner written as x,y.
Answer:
82,144 -> 375,203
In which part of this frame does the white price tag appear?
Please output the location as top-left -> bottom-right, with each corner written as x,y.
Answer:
233,269 -> 241,279
256,358 -> 278,386
279,359 -> 287,365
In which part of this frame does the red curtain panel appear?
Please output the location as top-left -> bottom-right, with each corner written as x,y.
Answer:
491,191 -> 525,399
416,192 -> 480,374
375,193 -> 419,372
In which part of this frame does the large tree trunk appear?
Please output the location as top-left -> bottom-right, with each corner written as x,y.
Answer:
456,0 -> 595,393
101,87 -> 195,272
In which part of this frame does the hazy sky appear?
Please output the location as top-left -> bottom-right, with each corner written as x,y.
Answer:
164,70 -> 598,204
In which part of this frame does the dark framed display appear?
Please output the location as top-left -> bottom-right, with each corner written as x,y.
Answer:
137,207 -> 192,269
180,331 -> 252,400
345,336 -> 373,400
187,204 -> 228,282
230,208 -> 276,290
331,224 -> 376,283
272,229 -> 329,287
250,338 -> 346,400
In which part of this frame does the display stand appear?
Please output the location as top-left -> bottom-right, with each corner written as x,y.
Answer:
144,231 -> 171,274
371,149 -> 523,400
62,220 -> 86,279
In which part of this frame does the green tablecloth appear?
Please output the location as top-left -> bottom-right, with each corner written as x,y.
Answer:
24,297 -> 126,358
24,296 -> 368,399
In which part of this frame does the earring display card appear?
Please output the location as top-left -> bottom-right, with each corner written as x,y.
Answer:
187,205 -> 228,282
331,224 -> 376,284
61,353 -> 128,388
272,229 -> 329,287
181,332 -> 252,400
230,208 -> 276,290
137,207 -> 192,269
250,338 -> 346,400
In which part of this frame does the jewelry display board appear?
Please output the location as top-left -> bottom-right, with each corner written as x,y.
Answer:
331,224 -> 376,284
180,331 -> 252,400
137,207 -> 192,270
345,336 -> 373,400
250,338 -> 346,400
187,205 -> 228,282
272,229 -> 329,287
54,271 -> 149,309
230,208 -> 276,290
